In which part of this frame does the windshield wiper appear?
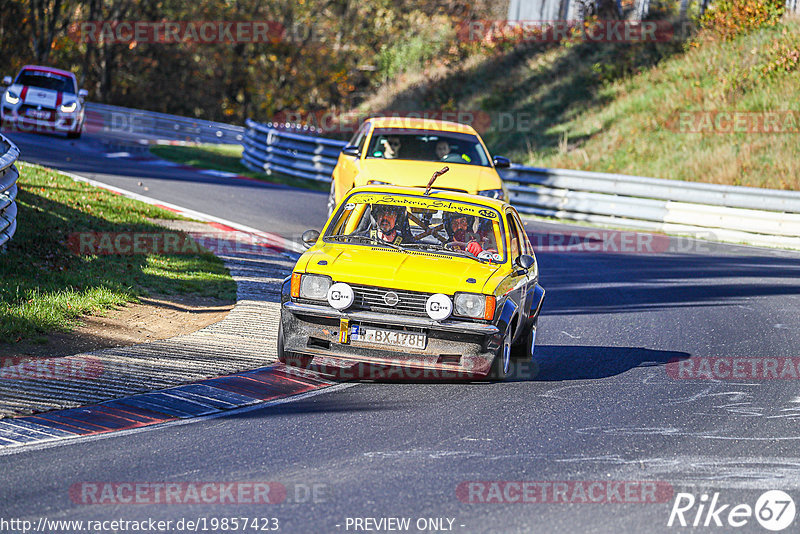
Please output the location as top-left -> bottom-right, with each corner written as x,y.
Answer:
327,234 -> 405,252
445,249 -> 490,263
403,243 -> 445,250
404,242 -> 490,263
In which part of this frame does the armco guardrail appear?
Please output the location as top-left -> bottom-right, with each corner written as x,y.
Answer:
241,120 -> 800,249
84,102 -> 244,145
0,133 -> 20,250
505,166 -> 800,249
241,119 -> 345,182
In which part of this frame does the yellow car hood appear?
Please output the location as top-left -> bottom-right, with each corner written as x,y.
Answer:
301,245 -> 502,294
356,159 -> 500,194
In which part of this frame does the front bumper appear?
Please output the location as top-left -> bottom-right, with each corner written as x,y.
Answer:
1,108 -> 82,133
281,301 -> 502,379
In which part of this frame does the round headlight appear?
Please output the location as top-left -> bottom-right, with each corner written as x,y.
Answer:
299,274 -> 331,300
327,282 -> 354,310
425,293 -> 452,321
454,293 -> 486,319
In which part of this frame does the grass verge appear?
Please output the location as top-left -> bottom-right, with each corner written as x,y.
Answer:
149,143 -> 329,192
0,162 -> 237,343
355,15 -> 800,190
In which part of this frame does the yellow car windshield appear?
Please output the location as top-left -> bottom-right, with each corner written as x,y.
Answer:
365,128 -> 491,167
324,193 -> 506,263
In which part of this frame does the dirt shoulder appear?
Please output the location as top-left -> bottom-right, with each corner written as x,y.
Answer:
0,294 -> 233,360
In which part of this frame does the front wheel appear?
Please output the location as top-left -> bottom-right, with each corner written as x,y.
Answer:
490,326 -> 512,380
277,317 -> 311,368
277,319 -> 287,363
512,318 -> 537,360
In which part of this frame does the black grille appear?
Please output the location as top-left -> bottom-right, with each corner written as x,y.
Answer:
350,284 -> 441,317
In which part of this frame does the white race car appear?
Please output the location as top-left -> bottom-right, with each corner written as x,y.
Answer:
1,65 -> 88,138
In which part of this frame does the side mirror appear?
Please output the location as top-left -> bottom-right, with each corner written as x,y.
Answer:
493,156 -> 511,169
341,145 -> 360,158
301,229 -> 320,249
2,76 -> 11,86
515,254 -> 535,270
78,89 -> 88,98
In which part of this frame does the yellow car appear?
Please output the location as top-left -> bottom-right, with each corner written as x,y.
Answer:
279,183 -> 545,380
326,117 -> 510,215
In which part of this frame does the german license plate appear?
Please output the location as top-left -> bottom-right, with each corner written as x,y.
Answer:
26,109 -> 50,119
351,326 -> 426,350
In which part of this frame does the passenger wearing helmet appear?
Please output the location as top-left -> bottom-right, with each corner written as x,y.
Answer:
361,203 -> 411,244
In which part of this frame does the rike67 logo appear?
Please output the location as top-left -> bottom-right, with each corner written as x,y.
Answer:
668,490 -> 795,531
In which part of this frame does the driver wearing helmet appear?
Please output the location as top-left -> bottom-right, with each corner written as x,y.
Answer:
363,203 -> 411,244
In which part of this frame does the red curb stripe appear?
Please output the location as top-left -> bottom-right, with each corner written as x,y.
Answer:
207,221 -> 240,233
250,368 -> 323,389
26,415 -> 101,435
153,203 -> 182,214
48,409 -> 147,432
91,406 -> 171,426
2,365 -> 332,449
101,400 -> 182,422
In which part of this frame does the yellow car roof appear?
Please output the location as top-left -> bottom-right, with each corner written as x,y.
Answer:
365,116 -> 479,135
344,184 -> 508,211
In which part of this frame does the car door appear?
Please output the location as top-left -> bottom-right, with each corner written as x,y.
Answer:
509,209 -> 539,328
332,121 -> 370,203
503,208 -> 530,344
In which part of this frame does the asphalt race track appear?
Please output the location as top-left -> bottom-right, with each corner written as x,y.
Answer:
3,129 -> 800,533
6,131 -> 329,237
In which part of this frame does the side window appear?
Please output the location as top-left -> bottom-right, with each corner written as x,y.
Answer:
506,212 -> 520,261
512,212 -> 532,256
356,127 -> 369,152
348,122 -> 370,153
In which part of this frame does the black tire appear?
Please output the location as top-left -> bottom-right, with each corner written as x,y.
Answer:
326,181 -> 337,217
511,317 -> 537,360
490,326 -> 512,380
277,318 -> 311,368
277,319 -> 287,363
67,130 -> 81,139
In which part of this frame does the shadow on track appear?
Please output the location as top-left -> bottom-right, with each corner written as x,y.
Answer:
522,344 -> 690,382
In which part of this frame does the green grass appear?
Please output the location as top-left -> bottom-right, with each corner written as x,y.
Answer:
0,162 -> 237,342
149,143 -> 329,192
526,18 -> 800,190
